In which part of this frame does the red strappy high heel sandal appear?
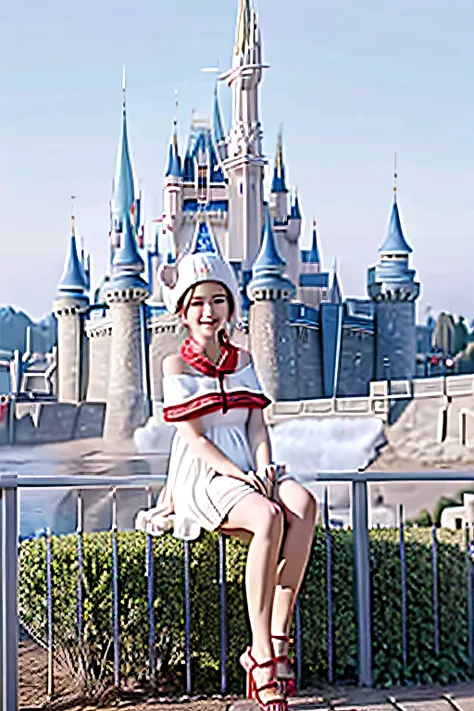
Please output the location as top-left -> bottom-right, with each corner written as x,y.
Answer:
240,647 -> 287,710
272,635 -> 296,697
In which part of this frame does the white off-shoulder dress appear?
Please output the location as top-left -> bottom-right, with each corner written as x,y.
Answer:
159,362 -> 272,540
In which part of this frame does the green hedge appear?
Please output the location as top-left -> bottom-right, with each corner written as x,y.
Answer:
18,527 -> 471,694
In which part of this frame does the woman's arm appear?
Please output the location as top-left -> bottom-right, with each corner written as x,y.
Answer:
247,407 -> 272,471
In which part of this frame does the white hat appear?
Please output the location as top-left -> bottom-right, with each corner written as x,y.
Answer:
160,217 -> 239,318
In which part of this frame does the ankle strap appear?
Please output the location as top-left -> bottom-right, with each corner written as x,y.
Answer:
248,649 -> 275,671
272,634 -> 290,642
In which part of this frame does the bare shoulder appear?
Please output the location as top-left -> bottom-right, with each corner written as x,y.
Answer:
163,353 -> 186,377
237,349 -> 252,369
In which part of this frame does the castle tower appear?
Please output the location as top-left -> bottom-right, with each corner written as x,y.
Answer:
269,129 -> 288,223
53,215 -> 89,402
163,96 -> 183,257
367,182 -> 420,381
103,211 -> 149,441
109,68 -> 141,265
247,207 -> 297,401
221,0 -> 267,268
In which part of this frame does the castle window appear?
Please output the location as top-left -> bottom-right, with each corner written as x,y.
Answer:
197,166 -> 208,199
240,182 -> 243,195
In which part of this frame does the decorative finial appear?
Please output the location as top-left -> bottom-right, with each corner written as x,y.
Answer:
71,195 -> 76,236
122,65 -> 126,109
393,152 -> 398,201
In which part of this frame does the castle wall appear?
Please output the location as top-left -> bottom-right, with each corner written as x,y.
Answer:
11,401 -> 105,445
374,300 -> 417,380
338,328 -> 374,397
87,327 -> 112,402
148,314 -> 184,405
103,300 -> 147,441
56,311 -> 82,402
249,301 -> 298,401
293,325 -> 323,399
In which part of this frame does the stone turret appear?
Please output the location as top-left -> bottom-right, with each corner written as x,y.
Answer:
368,190 -> 420,380
247,207 -> 297,401
53,218 -> 89,402
103,211 -> 149,441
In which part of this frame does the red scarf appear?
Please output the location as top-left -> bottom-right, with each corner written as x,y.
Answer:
180,335 -> 239,378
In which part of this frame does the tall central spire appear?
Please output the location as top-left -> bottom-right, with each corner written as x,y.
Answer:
221,0 -> 268,268
110,66 -> 137,241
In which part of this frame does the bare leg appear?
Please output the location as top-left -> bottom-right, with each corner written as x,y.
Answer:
272,480 -> 317,637
221,491 -> 284,662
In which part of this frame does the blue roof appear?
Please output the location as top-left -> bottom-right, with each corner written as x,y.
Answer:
112,210 -> 144,272
253,206 -> 286,275
301,222 -> 320,263
379,198 -> 413,254
290,190 -> 301,219
190,217 -> 221,255
165,124 -> 182,179
271,131 -> 288,193
111,98 -> 135,223
299,272 -> 329,288
58,234 -> 88,295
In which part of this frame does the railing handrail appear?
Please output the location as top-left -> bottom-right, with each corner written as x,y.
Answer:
0,468 -> 474,489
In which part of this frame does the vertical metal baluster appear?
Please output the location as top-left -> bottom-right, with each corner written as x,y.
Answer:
295,597 -> 302,691
1,474 -> 19,711
432,524 -> 440,656
46,527 -> 54,698
146,488 -> 156,690
467,523 -> 474,675
324,487 -> 334,684
352,478 -> 372,687
77,491 -> 84,646
184,539 -> 192,695
219,535 -> 227,696
112,489 -> 120,688
399,504 -> 407,675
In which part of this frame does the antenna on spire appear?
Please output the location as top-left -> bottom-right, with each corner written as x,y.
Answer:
276,125 -> 283,174
393,152 -> 398,201
173,88 -> 179,148
71,195 -> 76,236
122,65 -> 126,109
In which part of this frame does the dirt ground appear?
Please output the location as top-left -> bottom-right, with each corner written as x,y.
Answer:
18,636 -> 474,711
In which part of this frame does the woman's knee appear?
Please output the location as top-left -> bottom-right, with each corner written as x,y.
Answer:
256,500 -> 285,537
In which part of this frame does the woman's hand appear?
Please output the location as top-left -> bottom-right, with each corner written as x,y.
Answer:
223,469 -> 267,496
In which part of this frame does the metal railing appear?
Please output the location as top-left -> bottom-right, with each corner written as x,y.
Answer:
2,469 -> 474,710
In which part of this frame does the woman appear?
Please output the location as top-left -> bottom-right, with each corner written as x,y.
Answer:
135,244 -> 317,710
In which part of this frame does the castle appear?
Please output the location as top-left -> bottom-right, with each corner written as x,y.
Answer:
51,0 -> 422,442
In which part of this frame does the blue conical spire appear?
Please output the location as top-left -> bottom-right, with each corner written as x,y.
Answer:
329,258 -> 343,304
165,93 -> 182,179
112,210 -> 144,272
309,219 -> 320,263
290,188 -> 301,219
213,82 -> 225,144
379,196 -> 412,254
111,68 -> 136,224
271,129 -> 288,193
253,206 -> 286,276
58,216 -> 88,295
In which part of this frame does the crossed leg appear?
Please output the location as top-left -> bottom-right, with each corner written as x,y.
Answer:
272,479 -> 318,637
220,491 -> 284,662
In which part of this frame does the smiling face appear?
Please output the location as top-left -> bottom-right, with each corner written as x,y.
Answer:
181,281 -> 231,340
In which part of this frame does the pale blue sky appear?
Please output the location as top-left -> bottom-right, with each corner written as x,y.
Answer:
1,0 -> 474,321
